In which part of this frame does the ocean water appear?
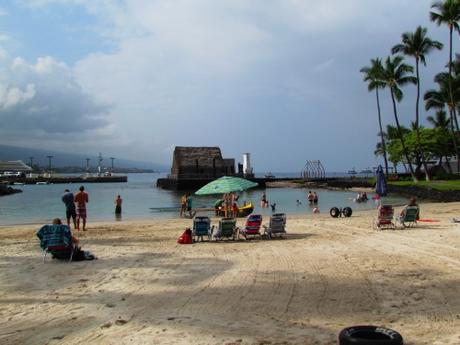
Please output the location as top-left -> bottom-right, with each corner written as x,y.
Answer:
0,173 -> 405,226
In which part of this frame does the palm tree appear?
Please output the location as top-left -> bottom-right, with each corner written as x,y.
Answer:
381,55 -> 418,181
360,58 -> 389,175
430,0 -> 460,169
427,110 -> 453,171
424,78 -> 460,170
391,26 -> 443,180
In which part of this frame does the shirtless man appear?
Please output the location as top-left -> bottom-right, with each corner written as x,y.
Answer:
75,186 -> 89,231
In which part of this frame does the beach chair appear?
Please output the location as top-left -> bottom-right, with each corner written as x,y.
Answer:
263,213 -> 287,239
214,218 -> 238,241
372,205 -> 395,230
239,214 -> 263,240
192,216 -> 213,242
396,206 -> 419,228
36,224 -> 75,262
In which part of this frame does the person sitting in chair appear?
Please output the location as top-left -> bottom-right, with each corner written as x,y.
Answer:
37,218 -> 95,261
399,196 -> 420,221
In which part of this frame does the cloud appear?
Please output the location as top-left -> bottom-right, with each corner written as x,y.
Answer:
4,0 -> 447,169
0,53 -> 110,134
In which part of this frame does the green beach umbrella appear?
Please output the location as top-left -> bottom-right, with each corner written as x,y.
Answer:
195,176 -> 258,195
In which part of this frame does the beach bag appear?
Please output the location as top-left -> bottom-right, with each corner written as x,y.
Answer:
72,248 -> 96,261
177,228 -> 193,244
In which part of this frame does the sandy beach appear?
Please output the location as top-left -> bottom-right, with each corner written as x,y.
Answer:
1,202 -> 460,345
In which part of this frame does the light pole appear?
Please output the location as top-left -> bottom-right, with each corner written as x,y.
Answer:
28,156 -> 34,177
46,155 -> 54,177
85,158 -> 90,173
97,153 -> 103,176
110,157 -> 115,173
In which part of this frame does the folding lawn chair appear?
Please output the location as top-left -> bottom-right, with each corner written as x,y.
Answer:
214,218 -> 238,241
239,214 -> 262,240
192,216 -> 213,242
263,213 -> 287,239
372,205 -> 395,230
397,206 -> 419,228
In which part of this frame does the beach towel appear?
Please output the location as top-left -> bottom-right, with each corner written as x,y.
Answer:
178,228 -> 193,244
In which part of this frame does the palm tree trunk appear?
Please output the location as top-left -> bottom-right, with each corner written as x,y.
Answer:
446,156 -> 453,174
414,59 -> 431,180
390,89 -> 418,181
376,88 -> 389,175
448,25 -> 460,172
448,107 -> 460,174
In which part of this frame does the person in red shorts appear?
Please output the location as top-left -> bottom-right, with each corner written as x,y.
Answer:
74,185 -> 89,231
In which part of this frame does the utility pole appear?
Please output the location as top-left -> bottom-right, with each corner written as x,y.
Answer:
110,157 -> 115,173
97,153 -> 103,176
85,158 -> 90,173
46,155 -> 54,177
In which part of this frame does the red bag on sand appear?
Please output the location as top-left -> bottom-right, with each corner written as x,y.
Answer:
177,228 -> 193,244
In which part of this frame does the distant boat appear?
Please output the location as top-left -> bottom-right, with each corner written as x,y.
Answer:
36,181 -> 50,185
265,172 -> 276,178
13,182 -> 25,185
360,168 -> 373,174
347,168 -> 357,175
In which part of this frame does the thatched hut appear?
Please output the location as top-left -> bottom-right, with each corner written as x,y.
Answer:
170,146 -> 235,179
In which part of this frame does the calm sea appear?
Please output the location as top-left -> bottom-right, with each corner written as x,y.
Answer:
0,173 -> 405,226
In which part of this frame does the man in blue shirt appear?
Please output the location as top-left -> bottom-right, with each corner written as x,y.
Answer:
62,189 -> 77,229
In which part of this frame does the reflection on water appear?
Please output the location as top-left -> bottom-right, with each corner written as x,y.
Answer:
0,173 -> 407,226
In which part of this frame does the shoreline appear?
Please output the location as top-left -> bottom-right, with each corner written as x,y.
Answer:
0,204 -> 384,230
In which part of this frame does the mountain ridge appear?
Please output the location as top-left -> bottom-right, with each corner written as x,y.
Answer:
0,144 -> 168,171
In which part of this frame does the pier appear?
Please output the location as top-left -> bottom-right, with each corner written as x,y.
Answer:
2,175 -> 128,185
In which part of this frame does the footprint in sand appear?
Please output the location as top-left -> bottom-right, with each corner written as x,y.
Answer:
101,322 -> 112,329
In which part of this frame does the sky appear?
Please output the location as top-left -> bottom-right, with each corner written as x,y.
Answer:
0,0 -> 456,172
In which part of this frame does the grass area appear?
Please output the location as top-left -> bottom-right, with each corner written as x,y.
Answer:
389,180 -> 460,191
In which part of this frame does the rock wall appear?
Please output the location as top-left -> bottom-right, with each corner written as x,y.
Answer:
0,184 -> 22,196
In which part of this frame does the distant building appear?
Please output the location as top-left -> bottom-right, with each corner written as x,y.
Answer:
169,146 -> 235,179
0,160 -> 32,173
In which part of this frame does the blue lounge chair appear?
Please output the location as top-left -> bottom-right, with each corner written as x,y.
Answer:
192,216 -> 213,242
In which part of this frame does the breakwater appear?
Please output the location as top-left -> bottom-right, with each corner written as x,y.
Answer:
0,184 -> 22,196
155,176 -> 349,190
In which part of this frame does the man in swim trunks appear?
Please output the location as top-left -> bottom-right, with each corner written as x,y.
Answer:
180,194 -> 187,217
62,189 -> 77,229
74,185 -> 89,231
115,195 -> 123,215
